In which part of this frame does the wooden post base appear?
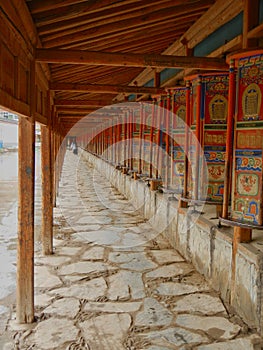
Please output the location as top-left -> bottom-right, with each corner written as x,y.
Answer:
216,204 -> 223,218
122,167 -> 128,174
133,172 -> 138,180
150,179 -> 162,191
233,226 -> 252,243
179,199 -> 188,208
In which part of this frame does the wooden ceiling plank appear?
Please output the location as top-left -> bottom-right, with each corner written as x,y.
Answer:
57,16 -> 183,49
36,48 -> 228,70
98,31 -> 185,54
33,0 -> 145,26
80,20 -> 195,53
50,82 -> 165,94
42,1 -> 213,47
38,0 -> 173,36
28,0 -> 89,14
52,67 -> 143,87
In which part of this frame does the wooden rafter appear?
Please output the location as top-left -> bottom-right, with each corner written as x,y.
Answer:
54,99 -> 113,106
36,49 -> 228,70
38,0 -> 179,37
50,82 -> 165,94
41,1 -> 214,47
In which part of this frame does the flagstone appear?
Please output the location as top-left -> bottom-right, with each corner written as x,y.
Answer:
59,261 -> 115,275
26,318 -> 78,350
72,229 -> 122,245
154,282 -> 209,296
35,255 -> 71,267
173,293 -> 227,315
140,327 -> 209,347
55,246 -> 82,256
34,266 -> 62,289
150,250 -> 185,264
50,277 -> 107,300
135,298 -> 173,327
175,314 -> 241,340
81,246 -> 105,260
43,298 -> 80,319
83,301 -> 142,313
68,224 -> 102,232
34,293 -> 54,308
79,313 -> 131,350
109,251 -> 157,271
76,215 -> 112,225
146,263 -> 193,279
108,270 -> 145,300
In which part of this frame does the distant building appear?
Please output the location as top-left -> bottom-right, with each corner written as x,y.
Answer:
0,110 -> 41,150
0,110 -> 18,150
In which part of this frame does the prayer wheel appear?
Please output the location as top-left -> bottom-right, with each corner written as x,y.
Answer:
170,87 -> 187,193
184,73 -> 229,204
226,50 -> 263,225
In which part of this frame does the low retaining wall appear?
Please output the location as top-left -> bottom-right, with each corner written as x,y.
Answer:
82,150 -> 263,334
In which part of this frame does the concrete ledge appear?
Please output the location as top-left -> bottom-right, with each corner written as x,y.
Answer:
81,150 -> 263,334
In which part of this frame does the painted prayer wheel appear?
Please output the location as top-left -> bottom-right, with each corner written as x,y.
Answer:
184,73 -> 229,202
131,107 -> 140,173
141,102 -> 153,177
228,50 -> 263,225
170,87 -> 187,193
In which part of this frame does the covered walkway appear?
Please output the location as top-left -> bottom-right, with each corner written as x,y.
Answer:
6,151 -> 263,349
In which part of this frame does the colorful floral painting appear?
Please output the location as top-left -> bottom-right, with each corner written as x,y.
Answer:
237,173 -> 258,196
208,164 -> 225,182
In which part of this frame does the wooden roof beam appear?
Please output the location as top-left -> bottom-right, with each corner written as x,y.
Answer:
54,99 -> 114,107
247,22 -> 263,39
50,82 -> 165,94
36,49 -> 228,70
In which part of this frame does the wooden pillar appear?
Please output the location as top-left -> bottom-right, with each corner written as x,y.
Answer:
141,105 -> 146,174
123,112 -> 128,167
17,61 -> 36,324
51,110 -> 56,207
222,60 -> 235,219
41,124 -> 53,255
155,96 -> 163,178
129,110 -> 134,170
138,104 -> 143,173
165,91 -> 171,187
149,100 -> 156,178
181,82 -> 191,208
194,77 -> 202,200
117,119 -> 121,165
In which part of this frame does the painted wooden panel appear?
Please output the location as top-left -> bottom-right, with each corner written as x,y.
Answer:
171,87 -> 186,192
231,51 -> 263,225
186,73 -> 228,201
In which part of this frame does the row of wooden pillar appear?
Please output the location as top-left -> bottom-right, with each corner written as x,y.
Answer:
16,98 -> 65,323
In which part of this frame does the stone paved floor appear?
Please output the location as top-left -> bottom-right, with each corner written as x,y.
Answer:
6,151 -> 263,349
